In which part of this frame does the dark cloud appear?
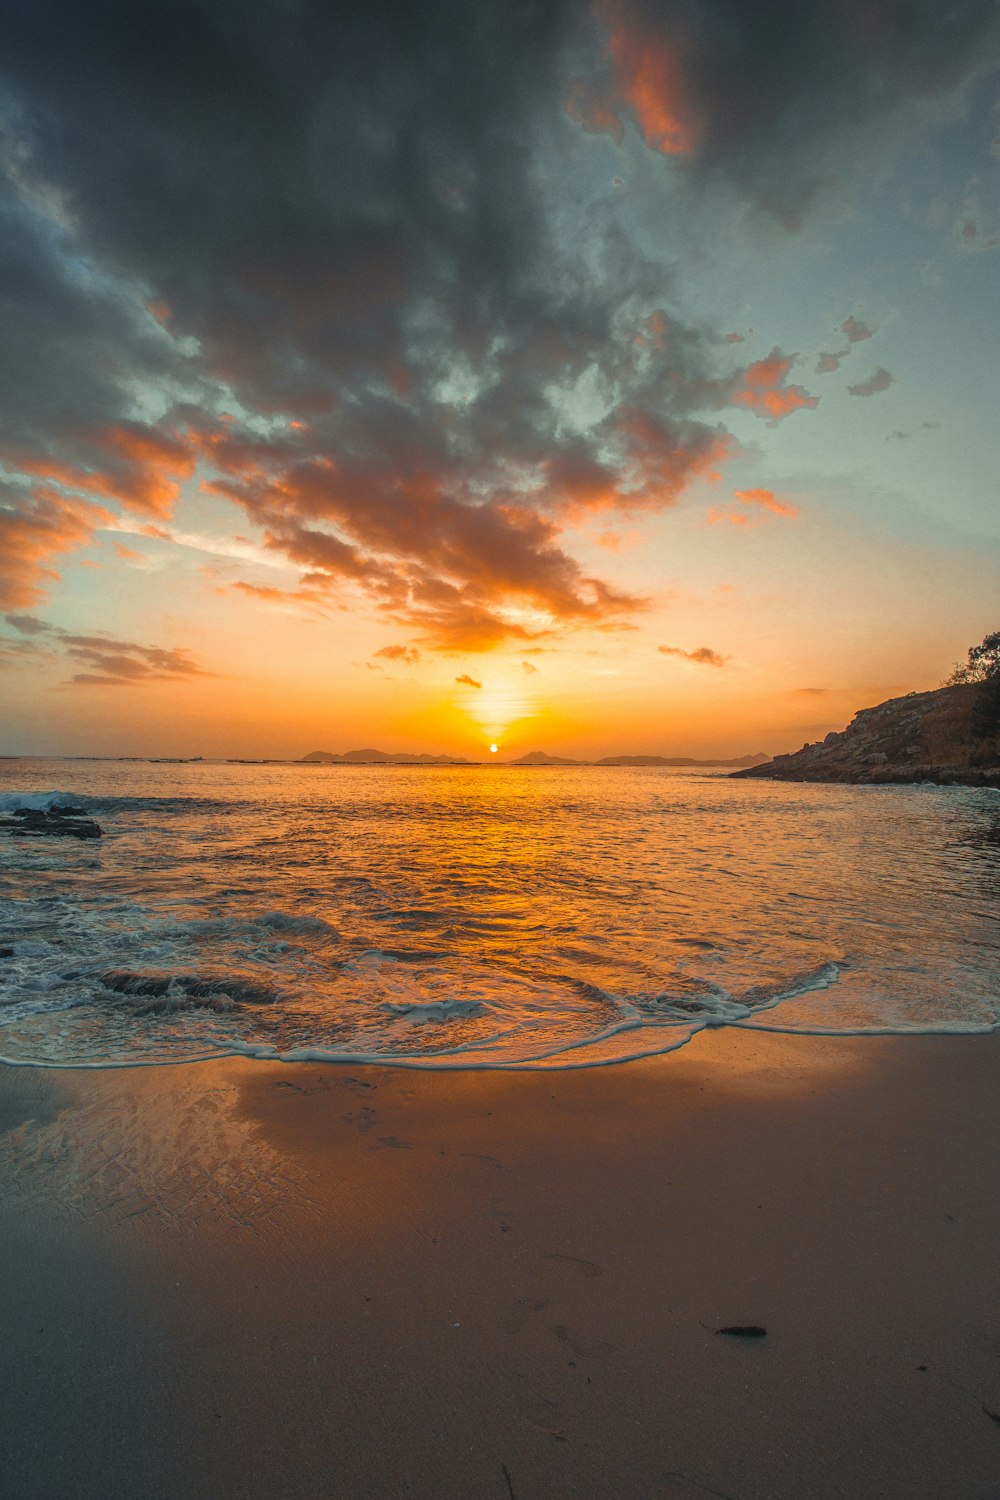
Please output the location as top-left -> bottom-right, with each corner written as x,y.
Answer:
658,643 -> 727,667
0,1 -> 994,647
794,686 -> 829,696
567,0 -> 1000,226
455,673 -> 482,688
848,367 -> 895,397
841,316 -> 875,343
3,612 -> 207,685
816,349 -> 849,373
3,612 -> 51,635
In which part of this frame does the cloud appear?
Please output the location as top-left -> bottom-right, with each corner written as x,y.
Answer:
455,673 -> 483,688
0,487 -> 108,608
3,613 -> 208,685
794,686 -> 829,696
521,660 -> 539,673
601,4 -> 697,157
374,644 -> 421,666
0,0 -> 993,648
732,487 -> 798,517
816,349 -> 849,373
708,486 -> 798,527
841,316 -> 875,343
4,612 -> 51,635
724,333 -> 746,344
848,367 -> 895,397
730,350 -> 818,423
565,1 -> 1000,226
658,643 -> 728,667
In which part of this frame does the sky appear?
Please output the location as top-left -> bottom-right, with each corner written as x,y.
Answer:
1,0 -> 999,760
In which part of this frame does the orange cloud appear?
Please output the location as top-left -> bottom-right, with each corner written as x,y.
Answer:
604,2 -> 696,156
15,421 -> 195,518
0,488 -> 108,609
732,487 -> 799,518
731,349 -> 819,422
203,440 -> 645,652
455,673 -> 482,688
374,644 -> 421,666
658,644 -> 728,667
616,409 -> 731,503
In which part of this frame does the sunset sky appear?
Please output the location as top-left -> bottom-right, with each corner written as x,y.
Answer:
1,0 -> 999,759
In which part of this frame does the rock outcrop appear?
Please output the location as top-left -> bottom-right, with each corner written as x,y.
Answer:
1,805 -> 102,838
733,683 -> 1000,786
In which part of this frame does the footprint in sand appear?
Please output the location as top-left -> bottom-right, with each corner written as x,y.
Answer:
501,1296 -> 549,1336
368,1135 -> 412,1150
507,1368 -> 563,1432
543,1251 -> 604,1278
550,1323 -> 615,1359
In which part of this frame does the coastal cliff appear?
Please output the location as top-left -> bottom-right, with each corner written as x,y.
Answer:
733,683 -> 1000,786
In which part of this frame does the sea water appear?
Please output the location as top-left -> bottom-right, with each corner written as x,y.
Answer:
0,759 -> 997,1069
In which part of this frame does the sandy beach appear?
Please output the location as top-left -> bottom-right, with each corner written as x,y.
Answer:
1,1029 -> 999,1500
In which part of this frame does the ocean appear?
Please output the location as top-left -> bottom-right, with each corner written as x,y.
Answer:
1,759 -> 998,1069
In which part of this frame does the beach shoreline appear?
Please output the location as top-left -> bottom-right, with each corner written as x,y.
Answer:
2,1028 -> 999,1499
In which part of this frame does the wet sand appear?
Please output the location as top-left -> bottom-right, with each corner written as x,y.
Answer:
1,1029 -> 999,1500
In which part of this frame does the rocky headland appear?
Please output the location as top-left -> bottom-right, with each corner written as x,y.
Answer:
733,683 -> 1000,787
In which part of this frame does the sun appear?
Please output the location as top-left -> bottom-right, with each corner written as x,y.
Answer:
489,744 -> 498,754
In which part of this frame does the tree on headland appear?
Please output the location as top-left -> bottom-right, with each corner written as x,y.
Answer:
948,631 -> 1000,685
948,632 -> 1000,750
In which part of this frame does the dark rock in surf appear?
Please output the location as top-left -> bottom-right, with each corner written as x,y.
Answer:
1,807 -> 102,839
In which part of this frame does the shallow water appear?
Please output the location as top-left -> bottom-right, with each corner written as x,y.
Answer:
0,759 -> 998,1068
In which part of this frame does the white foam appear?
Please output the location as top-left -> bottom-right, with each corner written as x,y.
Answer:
383,998 -> 485,1022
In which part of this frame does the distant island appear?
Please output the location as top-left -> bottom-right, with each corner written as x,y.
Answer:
301,748 -> 770,767
733,683 -> 1000,786
301,748 -> 474,764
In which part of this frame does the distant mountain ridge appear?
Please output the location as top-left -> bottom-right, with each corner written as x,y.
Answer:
301,749 -> 473,764
301,748 -> 770,767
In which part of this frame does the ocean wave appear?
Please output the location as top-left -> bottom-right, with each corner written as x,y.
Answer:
0,790 -> 82,812
94,969 -> 281,1011
0,788 -> 234,815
